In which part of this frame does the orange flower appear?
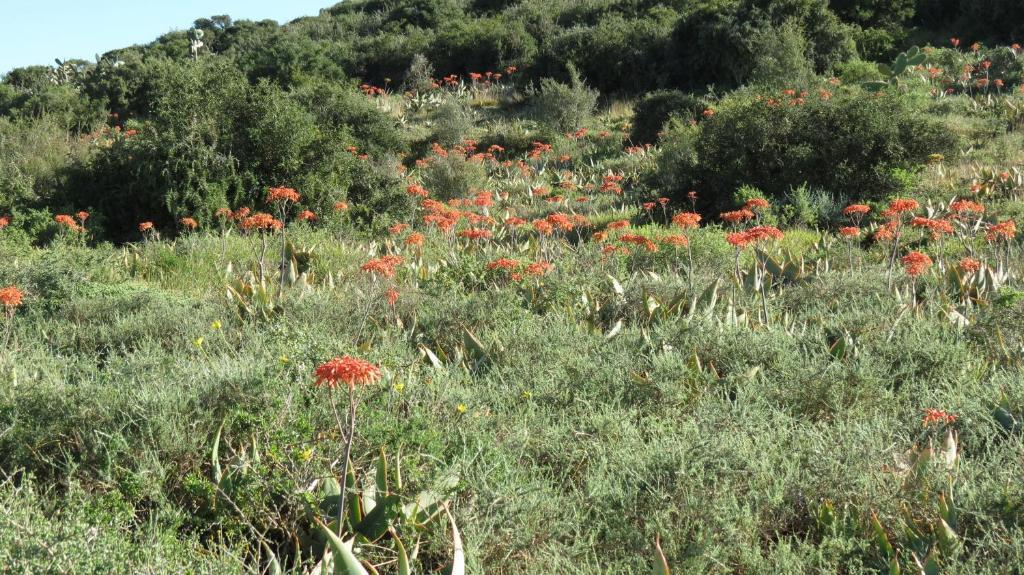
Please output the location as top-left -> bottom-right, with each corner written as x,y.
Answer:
922,408 -> 956,427
887,198 -> 919,215
525,261 -> 553,276
404,232 -> 424,246
384,288 -> 400,306
672,212 -> 701,229
314,356 -> 382,390
839,226 -> 861,238
487,257 -> 520,271
215,208 -> 233,219
726,232 -> 752,248
957,257 -> 981,274
743,198 -> 770,211
0,285 -> 23,309
267,186 -> 300,204
334,201 -> 349,212
0,215 -> 10,229
842,204 -> 871,216
458,228 -> 492,240
986,219 -> 1016,242
139,221 -> 154,233
659,234 -> 688,247
180,217 -> 199,230
901,251 -> 932,277
745,226 -> 784,242
361,256 -> 404,278
240,213 -> 281,231
298,210 -> 317,222
406,184 -> 429,198
720,209 -> 754,224
949,199 -> 984,215
76,211 -> 90,222
55,214 -> 84,232
531,220 -> 554,236
607,219 -> 631,230
389,223 -> 409,235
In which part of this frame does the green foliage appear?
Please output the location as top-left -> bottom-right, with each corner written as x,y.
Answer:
630,90 -> 706,144
431,100 -> 475,148
658,88 -> 959,212
530,66 -> 598,132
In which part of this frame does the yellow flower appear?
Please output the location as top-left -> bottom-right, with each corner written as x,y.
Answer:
193,337 -> 204,348
456,403 -> 467,414
521,390 -> 533,400
297,447 -> 313,462
211,320 -> 222,330
280,355 -> 290,364
394,382 -> 405,393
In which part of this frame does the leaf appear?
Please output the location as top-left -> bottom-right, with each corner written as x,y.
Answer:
354,494 -> 402,542
375,448 -> 389,496
211,421 -> 224,485
319,523 -> 371,575
605,319 -> 623,340
608,274 -> 625,297
463,327 -> 489,361
863,81 -> 890,91
653,535 -> 671,575
419,345 -> 444,369
871,512 -> 895,559
442,505 -> 465,575
394,530 -> 413,575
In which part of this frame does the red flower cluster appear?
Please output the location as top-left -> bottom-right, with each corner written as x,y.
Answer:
672,212 -> 701,229
922,408 -> 957,427
839,226 -> 861,238
55,214 -> 84,233
458,228 -> 492,240
0,215 -> 9,229
334,201 -> 350,212
139,221 -> 155,233
957,257 -> 982,274
298,210 -> 317,222
361,255 -> 404,278
267,187 -> 300,204
314,355 -> 382,390
404,232 -> 424,246
720,209 -> 755,224
524,261 -> 553,276
949,199 -> 985,215
486,257 -> 520,271
901,251 -> 933,277
743,198 -> 770,211
986,219 -> 1016,242
180,217 -> 199,230
0,285 -> 23,309
240,213 -> 283,231
407,184 -> 429,198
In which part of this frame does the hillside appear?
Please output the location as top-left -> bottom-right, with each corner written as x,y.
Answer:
2,1 -> 1024,573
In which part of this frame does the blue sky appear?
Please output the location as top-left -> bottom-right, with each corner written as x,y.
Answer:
1,1 -> 334,75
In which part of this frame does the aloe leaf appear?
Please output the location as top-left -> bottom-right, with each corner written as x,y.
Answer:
653,535 -> 671,575
319,523 -> 371,575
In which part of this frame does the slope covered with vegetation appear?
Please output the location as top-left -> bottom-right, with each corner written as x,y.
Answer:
2,0 -> 1024,573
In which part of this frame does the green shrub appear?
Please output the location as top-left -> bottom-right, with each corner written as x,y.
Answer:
530,67 -> 598,132
418,150 -> 489,201
431,100 -> 476,148
658,88 -> 959,213
630,90 -> 706,144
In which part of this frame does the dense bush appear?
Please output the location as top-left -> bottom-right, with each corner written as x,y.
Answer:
630,90 -> 706,144
530,67 -> 598,132
657,87 -> 959,212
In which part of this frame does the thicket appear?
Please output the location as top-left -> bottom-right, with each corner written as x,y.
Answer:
1,0 -> 1020,238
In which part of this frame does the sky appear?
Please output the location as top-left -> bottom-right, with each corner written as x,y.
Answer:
0,0 -> 334,75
